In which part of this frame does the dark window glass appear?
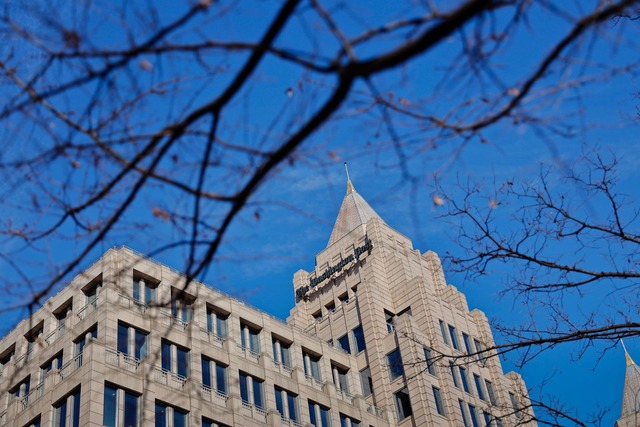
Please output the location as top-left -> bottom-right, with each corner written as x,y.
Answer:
459,366 -> 470,393
394,388 -> 413,420
352,325 -> 366,352
155,403 -> 166,427
173,409 -> 187,427
432,386 -> 446,416
360,367 -> 373,396
134,330 -> 147,359
387,348 -> 404,380
202,358 -> 211,388
103,385 -> 117,427
474,374 -> 485,401
448,325 -> 459,350
338,334 -> 351,354
176,347 -> 189,377
216,363 -> 227,394
275,387 -> 284,415
287,392 -> 297,421
424,347 -> 436,375
118,323 -> 128,354
240,373 -> 249,403
469,404 -> 480,427
253,377 -> 264,408
161,342 -> 171,371
124,391 -> 138,427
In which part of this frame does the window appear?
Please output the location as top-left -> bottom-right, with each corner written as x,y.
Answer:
84,281 -> 100,307
24,416 -> 41,427
483,412 -> 493,427
9,376 -> 30,403
326,301 -> 336,313
332,364 -> 349,393
308,401 -> 331,427
439,320 -> 449,344
132,277 -> 157,305
450,364 -> 459,388
448,325 -> 459,350
53,388 -> 81,427
485,380 -> 498,405
424,347 -> 436,376
240,322 -> 261,354
337,334 -> 351,354
360,367 -> 373,397
40,352 -> 63,383
473,374 -> 485,401
0,346 -> 15,379
509,392 -> 523,420
459,366 -> 470,393
25,324 -> 44,361
161,340 -> 189,378
352,325 -> 366,353
171,294 -> 195,323
239,372 -> 264,408
117,322 -> 148,360
385,310 -> 396,333
272,338 -> 292,368
340,413 -> 360,427
432,386 -> 446,416
468,404 -> 480,427
206,308 -> 228,339
155,402 -> 188,427
274,386 -> 298,422
201,356 -> 227,395
394,388 -> 413,421
462,333 -> 473,355
387,348 -> 404,380
103,383 -> 140,427
74,324 -> 98,366
474,339 -> 487,365
303,351 -> 321,382
459,399 -> 470,427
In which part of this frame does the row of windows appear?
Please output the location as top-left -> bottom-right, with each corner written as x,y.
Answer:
449,363 -> 498,405
438,320 -> 487,365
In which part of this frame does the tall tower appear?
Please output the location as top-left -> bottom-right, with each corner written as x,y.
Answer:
289,176 -> 537,426
615,344 -> 640,427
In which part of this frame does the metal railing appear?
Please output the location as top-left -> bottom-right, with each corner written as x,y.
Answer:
77,298 -> 98,320
366,404 -> 386,419
59,353 -> 83,379
45,324 -> 66,347
237,344 -> 260,362
274,361 -> 294,377
106,348 -> 140,373
198,383 -> 228,407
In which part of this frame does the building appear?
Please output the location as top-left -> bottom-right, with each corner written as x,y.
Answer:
0,178 -> 536,427
615,344 -> 640,427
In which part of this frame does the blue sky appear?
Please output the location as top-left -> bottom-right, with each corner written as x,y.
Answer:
1,1 -> 639,425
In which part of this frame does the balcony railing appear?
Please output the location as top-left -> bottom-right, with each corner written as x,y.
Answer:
237,344 -> 260,363
335,387 -> 354,404
77,298 -> 98,320
160,311 -> 189,330
105,348 -> 140,373
198,383 -> 228,408
59,353 -> 83,379
366,404 -> 386,419
18,382 -> 44,412
0,409 -> 6,425
118,293 -> 148,313
45,324 -> 66,347
273,361 -> 294,377
279,416 -> 303,427
200,327 -> 226,347
241,402 -> 267,423
154,367 -> 187,390
305,375 -> 323,390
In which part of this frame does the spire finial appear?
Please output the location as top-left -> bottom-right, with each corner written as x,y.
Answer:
344,162 -> 354,194
622,339 -> 635,366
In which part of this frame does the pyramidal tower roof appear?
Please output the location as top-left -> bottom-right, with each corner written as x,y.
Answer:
327,166 -> 385,246
619,341 -> 640,421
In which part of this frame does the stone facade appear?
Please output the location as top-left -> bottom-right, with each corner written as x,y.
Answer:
0,183 -> 536,427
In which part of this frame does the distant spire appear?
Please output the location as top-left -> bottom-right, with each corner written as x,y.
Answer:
622,339 -> 636,366
344,162 -> 354,194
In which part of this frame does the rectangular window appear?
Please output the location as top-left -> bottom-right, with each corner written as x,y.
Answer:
439,320 -> 449,345
40,352 -> 63,383
468,404 -> 480,427
360,367 -> 373,397
201,356 -> 227,395
161,340 -> 189,378
303,351 -> 322,382
459,399 -> 470,427
394,388 -> 413,421
448,325 -> 459,350
432,386 -> 446,416
240,323 -> 261,354
117,322 -> 148,360
462,333 -> 473,354
385,310 -> 396,333
483,412 -> 493,427
340,414 -> 361,427
133,278 -> 157,305
332,365 -> 349,393
337,334 -> 351,354
352,325 -> 366,353
474,339 -> 487,365
473,374 -> 485,401
387,348 -> 404,380
459,366 -> 470,393
424,347 -> 436,376
9,376 -> 30,402
274,386 -> 298,422
103,384 -> 140,427
202,419 -> 230,427
308,401 -> 331,427
53,388 -> 80,427
206,308 -> 228,339
239,372 -> 264,408
450,364 -> 459,388
74,324 -> 98,366
272,338 -> 292,368
155,402 -> 188,427
509,392 -> 523,420
486,380 -> 498,405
